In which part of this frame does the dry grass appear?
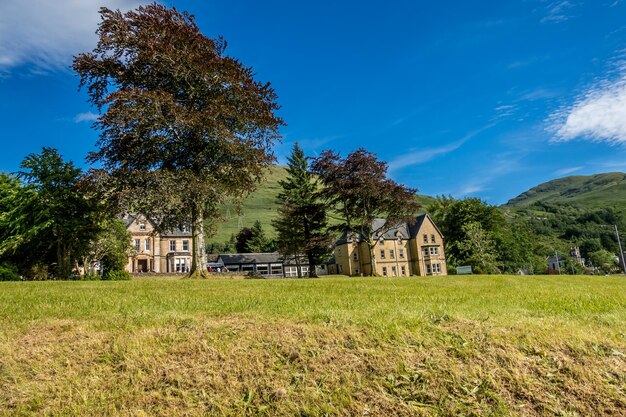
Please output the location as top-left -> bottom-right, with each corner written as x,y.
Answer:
0,275 -> 625,416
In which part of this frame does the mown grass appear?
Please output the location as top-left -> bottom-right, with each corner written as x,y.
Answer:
0,275 -> 624,416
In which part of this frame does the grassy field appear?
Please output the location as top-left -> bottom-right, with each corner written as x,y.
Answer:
0,275 -> 624,416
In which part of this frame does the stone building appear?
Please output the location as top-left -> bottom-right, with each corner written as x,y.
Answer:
124,214 -> 193,273
328,214 -> 447,277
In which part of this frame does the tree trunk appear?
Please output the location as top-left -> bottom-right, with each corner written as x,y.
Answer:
189,203 -> 209,278
368,242 -> 378,276
307,249 -> 318,278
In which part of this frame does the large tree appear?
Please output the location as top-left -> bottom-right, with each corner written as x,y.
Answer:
311,148 -> 420,276
272,143 -> 331,277
0,148 -> 101,278
73,4 -> 283,277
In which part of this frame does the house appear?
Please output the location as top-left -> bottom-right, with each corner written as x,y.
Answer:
546,246 -> 585,273
217,252 -> 329,278
328,214 -> 447,277
124,214 -> 193,273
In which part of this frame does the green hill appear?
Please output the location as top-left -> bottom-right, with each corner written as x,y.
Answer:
209,165 -> 435,242
505,172 -> 626,209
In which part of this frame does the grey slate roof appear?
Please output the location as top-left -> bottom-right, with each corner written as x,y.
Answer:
218,252 -> 283,265
335,214 -> 432,245
122,213 -> 192,237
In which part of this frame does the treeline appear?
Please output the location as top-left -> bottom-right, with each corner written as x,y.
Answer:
427,196 -> 625,274
0,148 -> 131,281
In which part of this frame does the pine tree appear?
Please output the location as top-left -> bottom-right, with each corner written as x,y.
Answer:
273,144 -> 331,277
246,220 -> 272,253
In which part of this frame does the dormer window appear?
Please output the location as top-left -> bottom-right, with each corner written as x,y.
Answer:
139,222 -> 146,231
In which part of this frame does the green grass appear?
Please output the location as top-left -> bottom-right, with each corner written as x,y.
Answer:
506,172 -> 626,209
1,275 -> 625,416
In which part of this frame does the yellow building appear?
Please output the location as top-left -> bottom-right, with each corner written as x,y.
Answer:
329,214 -> 447,277
124,214 -> 193,273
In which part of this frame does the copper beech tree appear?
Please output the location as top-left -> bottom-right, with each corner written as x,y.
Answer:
311,149 -> 421,276
74,4 -> 283,277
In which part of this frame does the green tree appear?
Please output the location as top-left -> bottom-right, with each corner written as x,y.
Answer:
81,218 -> 132,277
589,249 -> 617,274
457,222 -> 500,274
272,144 -> 331,277
1,148 -> 100,278
246,220 -> 274,253
312,148 -> 420,276
73,4 -> 283,278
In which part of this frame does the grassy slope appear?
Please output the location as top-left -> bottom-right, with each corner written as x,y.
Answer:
209,165 -> 436,243
1,275 -> 624,416
506,172 -> 626,209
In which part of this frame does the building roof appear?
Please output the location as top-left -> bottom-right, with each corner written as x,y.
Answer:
335,214 -> 439,245
218,252 -> 283,265
122,213 -> 192,237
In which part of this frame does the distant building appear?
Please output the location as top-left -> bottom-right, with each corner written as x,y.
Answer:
327,214 -> 447,277
546,246 -> 585,273
124,214 -> 193,273
217,252 -> 328,277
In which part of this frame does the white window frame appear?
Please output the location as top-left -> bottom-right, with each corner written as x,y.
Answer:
134,239 -> 140,251
382,266 -> 388,276
145,239 -> 150,251
399,248 -> 404,259
182,240 -> 189,251
169,240 -> 176,252
389,249 -> 395,259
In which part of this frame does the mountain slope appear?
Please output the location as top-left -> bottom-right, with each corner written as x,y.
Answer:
209,165 -> 435,242
506,172 -> 626,209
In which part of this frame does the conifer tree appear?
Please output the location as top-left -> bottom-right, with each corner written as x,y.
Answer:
273,144 -> 331,277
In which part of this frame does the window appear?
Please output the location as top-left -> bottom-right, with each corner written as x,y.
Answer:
301,266 -> 310,275
434,263 -> 441,273
256,265 -> 269,275
431,234 -> 436,243
422,248 -> 427,257
182,240 -> 189,251
285,266 -> 298,277
380,249 -> 385,259
353,252 -> 358,261
382,267 -> 388,276
426,264 -> 431,274
391,266 -> 397,276
430,247 -> 439,256
399,249 -> 404,259
145,239 -> 150,251
389,249 -> 395,259
379,239 -> 384,246
169,240 -> 176,252
175,258 -> 187,273
139,222 -> 146,231
134,239 -> 140,251
339,264 -> 343,273
242,264 -> 254,273
423,234 -> 428,243
271,264 -> 283,276
401,265 -> 406,276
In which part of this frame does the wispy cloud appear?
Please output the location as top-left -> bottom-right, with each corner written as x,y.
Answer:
388,123 -> 496,172
0,1 -> 150,72
549,65 -> 626,145
457,151 -> 526,197
540,1 -> 576,23
555,166 -> 583,175
74,112 -> 99,123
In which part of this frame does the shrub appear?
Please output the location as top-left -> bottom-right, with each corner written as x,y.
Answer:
104,270 -> 131,281
0,263 -> 21,281
82,273 -> 101,281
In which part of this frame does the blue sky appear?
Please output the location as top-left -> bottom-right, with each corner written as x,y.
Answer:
2,1 -> 626,204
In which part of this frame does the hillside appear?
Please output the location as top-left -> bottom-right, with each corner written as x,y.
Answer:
209,165 -> 435,242
506,172 -> 626,209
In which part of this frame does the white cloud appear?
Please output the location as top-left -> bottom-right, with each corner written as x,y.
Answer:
555,166 -> 583,175
74,111 -> 99,123
388,122 -> 496,172
541,1 -> 576,23
550,70 -> 626,144
0,1 -> 150,72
